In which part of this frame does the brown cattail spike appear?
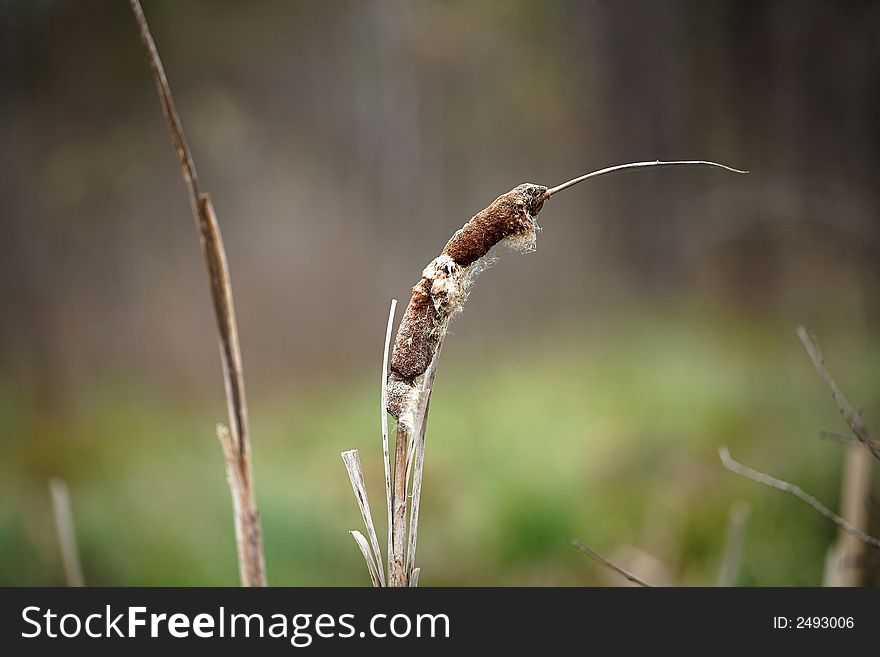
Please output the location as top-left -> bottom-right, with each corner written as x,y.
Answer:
443,183 -> 547,266
386,183 -> 548,424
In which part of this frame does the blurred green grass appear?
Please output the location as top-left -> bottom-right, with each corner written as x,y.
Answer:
1,306 -> 877,586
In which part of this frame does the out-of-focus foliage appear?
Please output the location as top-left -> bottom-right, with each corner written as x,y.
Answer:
2,309 -> 878,585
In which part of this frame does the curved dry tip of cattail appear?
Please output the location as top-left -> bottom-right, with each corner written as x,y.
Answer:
539,159 -> 748,202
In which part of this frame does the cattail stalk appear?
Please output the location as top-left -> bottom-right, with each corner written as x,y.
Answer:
49,477 -> 85,587
345,159 -> 744,586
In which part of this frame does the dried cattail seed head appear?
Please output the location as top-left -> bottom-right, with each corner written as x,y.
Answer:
385,160 -> 747,424
386,183 -> 549,425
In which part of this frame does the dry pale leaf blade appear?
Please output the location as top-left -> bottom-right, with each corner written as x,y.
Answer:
350,530 -> 381,588
381,299 -> 397,582
342,449 -> 385,586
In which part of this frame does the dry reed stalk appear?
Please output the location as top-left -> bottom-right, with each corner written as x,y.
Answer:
825,445 -> 873,586
716,502 -> 749,587
380,300 -> 397,579
346,160 -> 744,586
342,449 -> 385,586
128,0 -> 266,586
797,327 -> 876,584
389,418 -> 410,587
49,477 -> 85,587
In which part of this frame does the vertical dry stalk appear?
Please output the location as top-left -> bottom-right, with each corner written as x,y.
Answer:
388,340 -> 443,586
389,423 -> 410,586
387,337 -> 444,586
49,477 -> 85,587
128,0 -> 266,586
716,502 -> 749,587
216,423 -> 265,587
825,444 -> 873,586
380,300 -> 397,579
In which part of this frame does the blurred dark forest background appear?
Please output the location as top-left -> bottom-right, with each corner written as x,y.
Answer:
1,0 -> 879,586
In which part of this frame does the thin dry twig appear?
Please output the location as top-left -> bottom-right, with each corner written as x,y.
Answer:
718,447 -> 880,549
49,478 -> 85,587
572,539 -> 653,587
820,430 -> 861,447
716,502 -> 750,587
129,0 -> 266,586
797,326 -> 880,461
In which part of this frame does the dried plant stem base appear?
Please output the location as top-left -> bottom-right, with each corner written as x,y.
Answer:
389,422 -> 411,587
218,424 -> 266,587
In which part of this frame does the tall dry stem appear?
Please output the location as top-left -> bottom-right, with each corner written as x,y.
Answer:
49,477 -> 85,587
128,0 -> 266,586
